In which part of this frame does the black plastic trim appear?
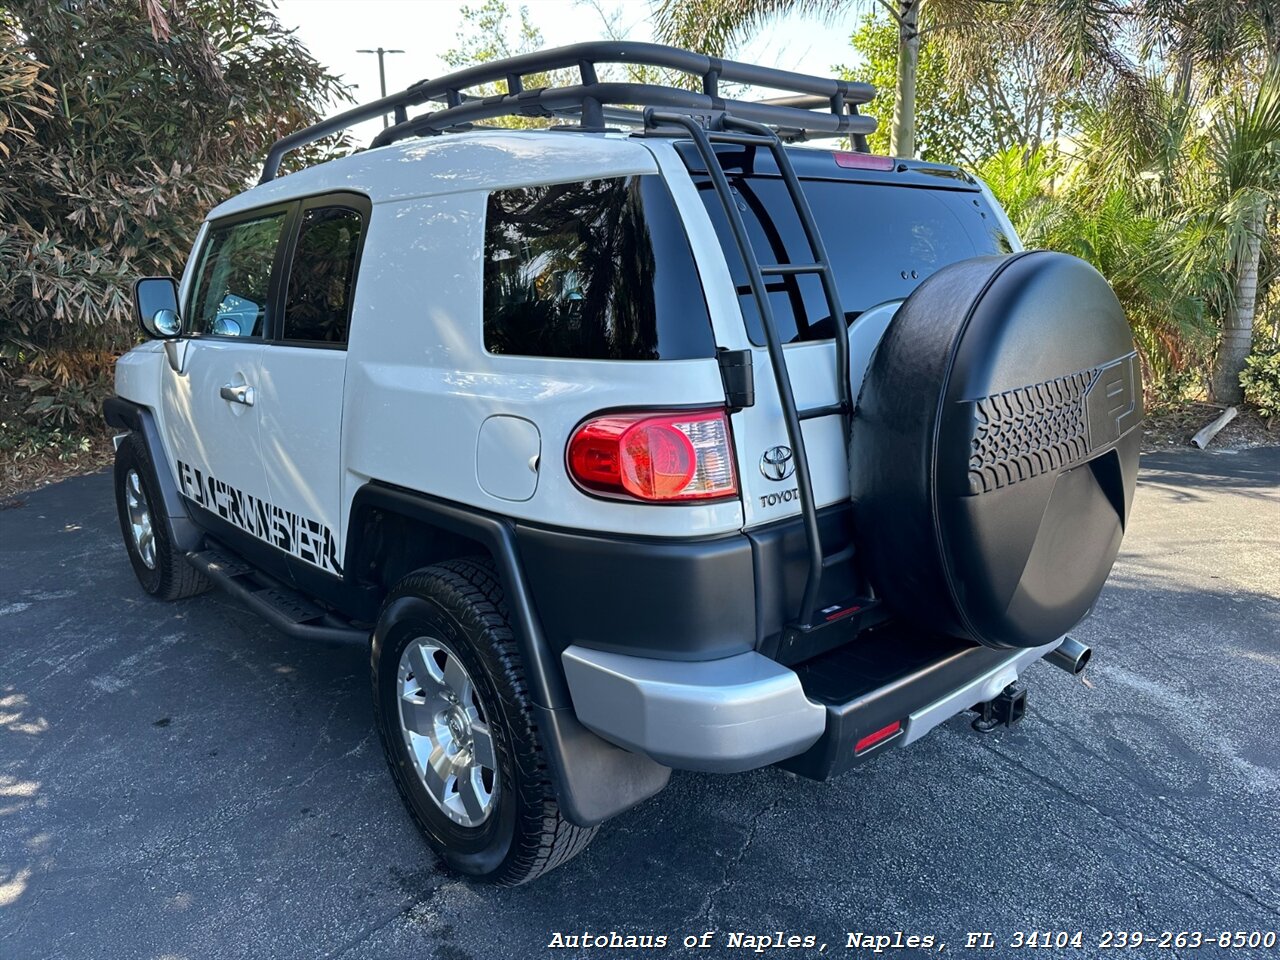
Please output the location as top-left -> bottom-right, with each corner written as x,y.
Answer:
102,398 -> 203,552
510,502 -> 874,662
348,483 -> 568,708
748,502 -> 866,655
515,523 -> 757,661
717,347 -> 755,410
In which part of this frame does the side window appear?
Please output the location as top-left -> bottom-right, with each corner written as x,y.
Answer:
281,206 -> 365,345
188,213 -> 286,338
483,176 -> 715,361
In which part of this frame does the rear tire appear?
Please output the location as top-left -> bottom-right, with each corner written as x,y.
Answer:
113,433 -> 210,601
371,559 -> 596,885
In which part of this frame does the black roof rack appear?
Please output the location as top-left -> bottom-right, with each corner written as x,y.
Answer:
259,41 -> 877,183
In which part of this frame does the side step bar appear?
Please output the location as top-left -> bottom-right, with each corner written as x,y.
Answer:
187,545 -> 368,645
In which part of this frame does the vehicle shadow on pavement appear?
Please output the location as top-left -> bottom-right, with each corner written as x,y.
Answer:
1137,447 -> 1280,503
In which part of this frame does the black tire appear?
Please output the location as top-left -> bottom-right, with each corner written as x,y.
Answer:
371,559 -> 596,885
113,433 -> 210,601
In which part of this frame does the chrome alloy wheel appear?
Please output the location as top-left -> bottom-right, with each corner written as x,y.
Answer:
397,637 -> 498,827
124,469 -> 157,570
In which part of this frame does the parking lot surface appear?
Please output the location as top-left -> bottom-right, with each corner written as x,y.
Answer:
1,447 -> 1277,959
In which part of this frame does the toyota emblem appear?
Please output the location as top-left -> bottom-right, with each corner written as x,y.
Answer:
759,445 -> 795,481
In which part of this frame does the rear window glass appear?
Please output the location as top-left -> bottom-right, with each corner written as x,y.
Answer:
483,176 -> 715,360
696,176 -> 1012,344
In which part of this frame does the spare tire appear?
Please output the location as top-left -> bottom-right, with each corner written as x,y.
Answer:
850,251 -> 1142,650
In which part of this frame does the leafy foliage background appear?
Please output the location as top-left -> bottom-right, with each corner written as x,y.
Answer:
0,0 -> 347,443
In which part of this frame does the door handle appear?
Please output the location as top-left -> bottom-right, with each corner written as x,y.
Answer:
219,383 -> 256,407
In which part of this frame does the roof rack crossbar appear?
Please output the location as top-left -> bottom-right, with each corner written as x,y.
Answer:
368,81 -> 875,148
260,41 -> 876,182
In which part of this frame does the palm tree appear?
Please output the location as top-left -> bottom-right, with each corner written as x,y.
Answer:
1011,66 -> 1280,403
1138,0 -> 1280,399
652,0 -> 1131,158
1193,66 -> 1280,401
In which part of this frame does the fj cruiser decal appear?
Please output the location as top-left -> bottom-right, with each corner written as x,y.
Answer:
176,460 -> 342,575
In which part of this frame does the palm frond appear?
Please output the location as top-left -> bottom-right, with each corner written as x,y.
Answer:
652,0 -> 850,58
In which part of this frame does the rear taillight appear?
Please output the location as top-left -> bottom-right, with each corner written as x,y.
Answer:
833,151 -> 896,171
567,409 -> 738,503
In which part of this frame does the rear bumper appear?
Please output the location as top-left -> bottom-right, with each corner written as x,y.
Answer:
561,646 -> 826,772
563,635 -> 1064,776
515,502 -> 862,662
780,636 -> 1061,779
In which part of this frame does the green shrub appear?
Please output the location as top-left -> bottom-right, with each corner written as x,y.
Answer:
0,420 -> 91,462
1240,349 -> 1280,418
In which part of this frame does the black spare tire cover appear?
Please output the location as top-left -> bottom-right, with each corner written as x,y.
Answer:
850,251 -> 1142,649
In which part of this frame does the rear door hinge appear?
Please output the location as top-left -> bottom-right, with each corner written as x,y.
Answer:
717,348 -> 754,411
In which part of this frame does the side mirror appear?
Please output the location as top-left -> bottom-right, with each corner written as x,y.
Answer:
134,277 -> 182,339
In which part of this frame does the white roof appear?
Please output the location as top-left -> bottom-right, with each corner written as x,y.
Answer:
209,129 -> 662,220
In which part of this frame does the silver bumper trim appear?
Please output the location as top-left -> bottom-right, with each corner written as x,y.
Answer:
561,646 -> 826,773
902,638 -> 1063,744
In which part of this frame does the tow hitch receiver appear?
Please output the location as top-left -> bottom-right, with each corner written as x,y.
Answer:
971,681 -> 1028,733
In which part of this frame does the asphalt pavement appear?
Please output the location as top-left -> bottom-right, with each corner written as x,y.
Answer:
1,448 -> 1277,960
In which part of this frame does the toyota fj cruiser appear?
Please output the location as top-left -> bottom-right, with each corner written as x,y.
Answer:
109,42 -> 1142,884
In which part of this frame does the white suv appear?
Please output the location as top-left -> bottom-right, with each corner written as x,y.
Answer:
108,42 -> 1142,884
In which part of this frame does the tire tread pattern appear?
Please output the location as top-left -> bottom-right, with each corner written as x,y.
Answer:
968,367 -> 1097,494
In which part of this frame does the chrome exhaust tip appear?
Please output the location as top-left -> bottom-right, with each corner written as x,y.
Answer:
1045,635 -> 1092,676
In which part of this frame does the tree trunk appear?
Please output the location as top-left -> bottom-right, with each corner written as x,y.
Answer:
890,0 -> 919,158
1211,206 -> 1263,403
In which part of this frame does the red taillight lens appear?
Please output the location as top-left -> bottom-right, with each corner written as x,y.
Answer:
568,409 -> 738,502
833,151 -> 896,171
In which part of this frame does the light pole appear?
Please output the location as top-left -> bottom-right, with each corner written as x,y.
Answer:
356,47 -> 405,127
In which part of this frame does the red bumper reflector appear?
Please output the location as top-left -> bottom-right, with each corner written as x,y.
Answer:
854,721 -> 902,754
824,604 -> 862,622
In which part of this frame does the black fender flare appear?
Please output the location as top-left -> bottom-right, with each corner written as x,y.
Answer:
103,397 -> 204,553
350,482 -> 670,826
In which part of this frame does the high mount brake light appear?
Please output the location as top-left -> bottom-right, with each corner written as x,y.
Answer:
833,151 -> 896,171
568,410 -> 738,503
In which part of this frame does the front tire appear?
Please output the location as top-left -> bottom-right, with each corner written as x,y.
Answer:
113,433 -> 210,601
371,559 -> 595,885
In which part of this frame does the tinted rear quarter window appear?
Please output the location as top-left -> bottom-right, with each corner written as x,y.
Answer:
697,175 -> 1011,344
483,176 -> 715,360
